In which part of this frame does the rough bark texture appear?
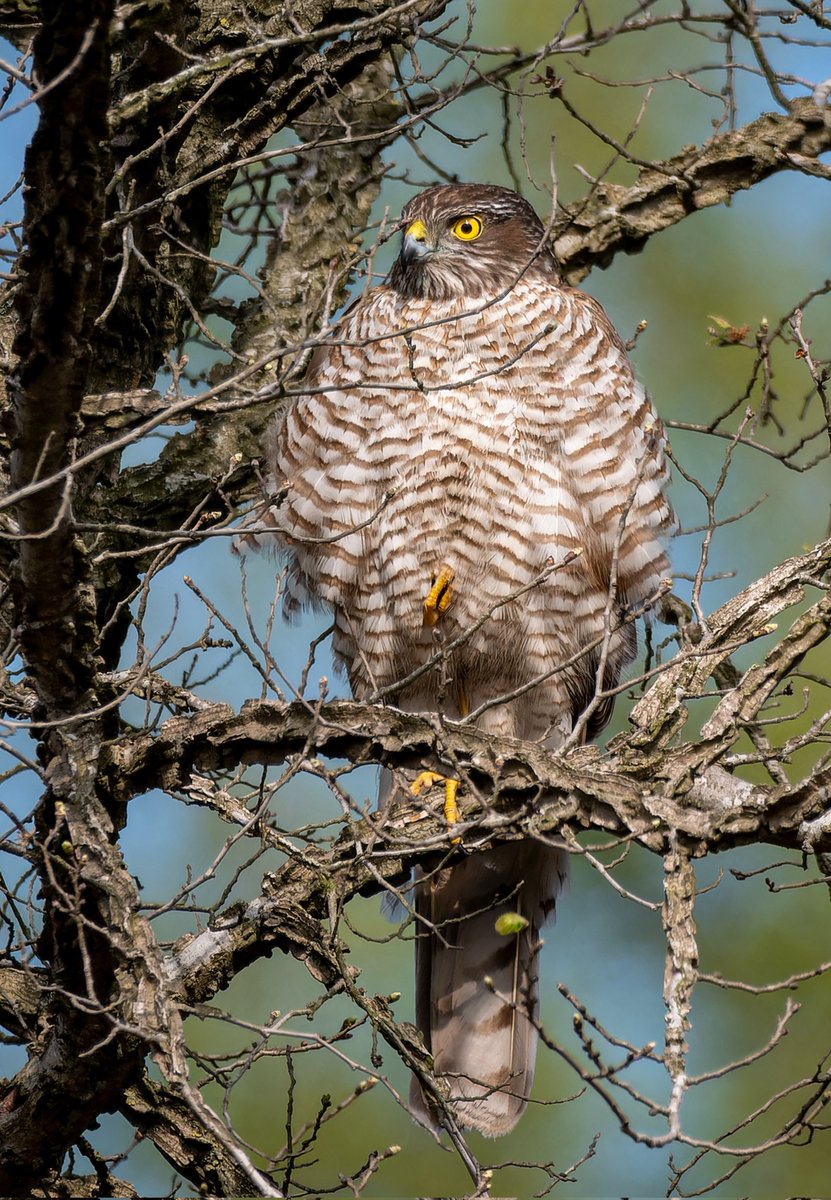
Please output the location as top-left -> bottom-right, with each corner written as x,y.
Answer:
9,0 -> 112,711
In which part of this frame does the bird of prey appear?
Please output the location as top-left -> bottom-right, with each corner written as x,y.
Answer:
249,182 -> 672,1136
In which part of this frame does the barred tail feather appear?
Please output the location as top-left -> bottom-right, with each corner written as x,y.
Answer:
411,841 -> 567,1136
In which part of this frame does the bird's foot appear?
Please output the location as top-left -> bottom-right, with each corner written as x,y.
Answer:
410,772 -> 460,841
423,564 -> 455,627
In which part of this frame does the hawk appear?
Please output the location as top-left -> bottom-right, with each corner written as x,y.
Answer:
252,183 -> 672,1136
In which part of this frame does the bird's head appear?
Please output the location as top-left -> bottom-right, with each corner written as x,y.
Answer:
389,183 -> 559,301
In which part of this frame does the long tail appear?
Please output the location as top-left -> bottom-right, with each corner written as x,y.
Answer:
410,840 -> 567,1137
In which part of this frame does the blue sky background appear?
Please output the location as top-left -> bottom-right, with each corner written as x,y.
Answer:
2,4 -> 831,1194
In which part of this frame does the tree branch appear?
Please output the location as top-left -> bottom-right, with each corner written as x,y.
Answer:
104,536 -> 831,862
554,99 -> 831,283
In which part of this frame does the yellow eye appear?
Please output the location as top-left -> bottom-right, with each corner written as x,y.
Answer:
452,215 -> 483,241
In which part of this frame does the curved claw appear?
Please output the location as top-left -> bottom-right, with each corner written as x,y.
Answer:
423,565 -> 455,627
410,772 -> 460,842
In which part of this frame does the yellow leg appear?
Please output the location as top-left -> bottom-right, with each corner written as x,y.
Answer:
410,772 -> 461,842
443,778 -> 459,826
423,564 -> 455,627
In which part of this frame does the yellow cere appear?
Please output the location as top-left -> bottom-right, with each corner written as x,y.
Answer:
406,218 -> 429,242
452,215 -> 483,240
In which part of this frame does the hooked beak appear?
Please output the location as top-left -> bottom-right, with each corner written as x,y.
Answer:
401,217 -> 433,264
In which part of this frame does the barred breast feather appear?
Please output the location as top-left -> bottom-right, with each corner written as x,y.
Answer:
272,277 -> 669,740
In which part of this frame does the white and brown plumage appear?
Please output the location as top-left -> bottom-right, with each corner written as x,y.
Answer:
255,183 -> 672,1136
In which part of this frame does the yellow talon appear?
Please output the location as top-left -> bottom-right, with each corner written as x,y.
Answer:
423,564 -> 455,627
410,772 -> 461,843
410,770 -> 446,797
